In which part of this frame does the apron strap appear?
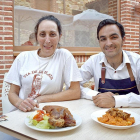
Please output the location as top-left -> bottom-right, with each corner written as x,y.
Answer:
101,63 -> 106,84
126,63 -> 135,81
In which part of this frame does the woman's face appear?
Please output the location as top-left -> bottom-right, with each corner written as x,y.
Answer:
37,20 -> 61,57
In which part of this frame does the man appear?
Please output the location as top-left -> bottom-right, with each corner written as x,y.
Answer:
80,19 -> 140,108
21,33 -> 36,46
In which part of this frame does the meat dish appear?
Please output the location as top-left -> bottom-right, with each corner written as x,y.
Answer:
42,105 -> 76,127
98,108 -> 135,126
106,108 -> 130,120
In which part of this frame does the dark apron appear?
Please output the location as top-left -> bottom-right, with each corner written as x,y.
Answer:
98,63 -> 139,95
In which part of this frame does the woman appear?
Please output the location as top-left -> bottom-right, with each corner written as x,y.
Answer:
5,15 -> 82,112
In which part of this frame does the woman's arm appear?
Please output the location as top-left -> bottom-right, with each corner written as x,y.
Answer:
8,84 -> 39,112
35,81 -> 80,103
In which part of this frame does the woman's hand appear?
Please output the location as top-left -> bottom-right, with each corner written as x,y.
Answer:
17,98 -> 39,112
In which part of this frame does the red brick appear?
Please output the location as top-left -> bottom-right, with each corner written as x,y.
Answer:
125,42 -> 131,44
0,27 -> 3,30
4,6 -> 13,11
0,80 -> 3,84
0,22 -> 13,26
0,41 -> 13,45
4,27 -> 13,30
0,1 -> 13,6
0,70 -> 9,74
121,21 -> 131,25
0,6 -> 3,10
0,16 -> 3,20
80,56 -> 82,62
126,39 -> 135,41
5,56 -> 13,60
126,32 -> 136,35
0,32 -> 13,35
0,51 -> 13,55
0,37 -> 2,40
0,11 -> 12,16
131,48 -> 139,51
5,46 -> 13,50
131,29 -> 139,32
135,38 -> 140,41
4,17 -> 13,21
124,45 -> 135,48
0,60 -> 13,64
125,35 -> 131,38
123,48 -> 130,51
0,56 -> 3,59
131,42 -> 139,45
0,75 -> 4,79
4,37 -> 13,40
109,2 -> 113,5
0,84 -> 2,88
0,46 -> 4,50
0,65 -> 4,69
125,28 -> 131,31
121,11 -> 131,15
131,35 -> 139,38
122,17 -> 132,21
5,64 -> 12,69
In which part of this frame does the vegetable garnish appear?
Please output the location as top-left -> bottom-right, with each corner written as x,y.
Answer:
28,110 -> 55,129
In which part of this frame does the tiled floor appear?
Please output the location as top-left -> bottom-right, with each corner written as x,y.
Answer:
0,131 -> 19,140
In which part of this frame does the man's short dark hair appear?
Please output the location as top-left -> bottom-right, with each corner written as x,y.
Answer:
97,19 -> 125,40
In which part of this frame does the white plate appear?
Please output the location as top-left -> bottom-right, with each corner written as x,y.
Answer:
25,113 -> 82,132
91,109 -> 140,129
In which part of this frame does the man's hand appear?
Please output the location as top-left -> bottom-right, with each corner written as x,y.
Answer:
92,92 -> 115,108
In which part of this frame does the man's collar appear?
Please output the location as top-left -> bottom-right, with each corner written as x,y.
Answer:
122,50 -> 130,64
99,50 -> 130,66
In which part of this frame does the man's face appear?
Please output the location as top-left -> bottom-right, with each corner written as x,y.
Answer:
98,24 -> 125,59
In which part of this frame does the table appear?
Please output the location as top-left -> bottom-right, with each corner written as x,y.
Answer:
0,99 -> 140,140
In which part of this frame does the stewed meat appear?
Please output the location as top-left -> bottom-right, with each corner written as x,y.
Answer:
106,108 -> 130,120
42,105 -> 76,127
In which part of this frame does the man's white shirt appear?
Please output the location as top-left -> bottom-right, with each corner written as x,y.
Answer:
80,50 -> 140,107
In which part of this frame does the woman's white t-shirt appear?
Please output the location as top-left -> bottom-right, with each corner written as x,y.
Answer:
5,48 -> 82,110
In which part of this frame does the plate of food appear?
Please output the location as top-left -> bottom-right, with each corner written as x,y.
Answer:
25,105 -> 82,132
91,108 -> 140,129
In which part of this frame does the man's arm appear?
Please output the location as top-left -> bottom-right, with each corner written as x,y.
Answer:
114,92 -> 140,107
92,92 -> 140,108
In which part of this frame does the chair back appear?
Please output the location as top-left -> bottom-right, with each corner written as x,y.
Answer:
2,73 -> 12,114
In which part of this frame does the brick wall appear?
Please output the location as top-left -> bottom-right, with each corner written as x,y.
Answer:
108,0 -> 117,21
120,0 -> 140,53
0,0 -> 13,115
74,55 -> 90,63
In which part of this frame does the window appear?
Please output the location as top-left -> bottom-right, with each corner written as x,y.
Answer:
14,0 -> 119,55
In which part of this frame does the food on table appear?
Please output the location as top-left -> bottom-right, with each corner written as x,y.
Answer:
42,105 -> 76,127
28,110 -> 55,129
28,105 -> 76,129
98,108 -> 135,126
